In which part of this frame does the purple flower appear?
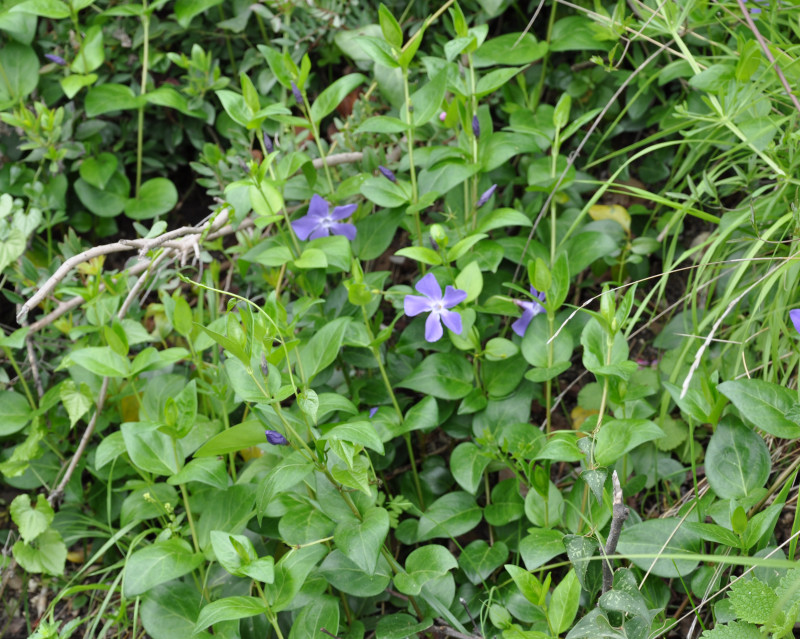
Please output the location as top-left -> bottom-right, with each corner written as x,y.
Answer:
404,272 -> 467,342
369,407 -> 379,418
439,111 -> 447,122
378,165 -> 396,183
512,287 -> 546,337
476,184 -> 497,208
472,115 -> 480,138
790,309 -> 800,335
45,53 -> 67,66
263,132 -> 274,154
292,194 -> 357,241
291,81 -> 303,105
265,430 -> 289,445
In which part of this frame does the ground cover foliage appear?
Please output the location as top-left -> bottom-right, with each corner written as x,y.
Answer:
1,0 -> 800,637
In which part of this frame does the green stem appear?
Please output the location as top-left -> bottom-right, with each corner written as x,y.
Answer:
401,68 -> 422,246
531,0 -> 558,112
254,582 -> 285,639
135,0 -> 151,197
4,346 -> 35,408
173,440 -> 200,554
299,91 -> 334,191
361,306 -> 425,509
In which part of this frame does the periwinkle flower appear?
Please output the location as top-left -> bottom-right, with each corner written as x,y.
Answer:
45,53 -> 67,66
512,287 -> 546,337
404,272 -> 467,342
378,165 -> 396,183
476,184 -> 497,208
790,309 -> 800,334
292,194 -> 357,241
291,81 -> 303,105
472,115 -> 480,138
263,132 -> 274,154
265,430 -> 289,445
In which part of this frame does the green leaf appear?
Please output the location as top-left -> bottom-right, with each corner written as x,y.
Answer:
476,208 -> 532,233
356,115 -> 408,134
705,416 -> 770,499
0,390 -> 32,436
394,544 -> 457,596
617,518 -> 702,578
298,316 -> 350,382
125,178 -> 178,220
194,596 -> 267,633
729,576 -> 777,624
375,614 -> 433,639
141,584 -> 211,639
10,494 -> 53,542
121,421 -> 181,475
473,32 -> 548,67
256,451 -> 315,515
549,569 -> 580,633
449,442 -> 490,494
0,228 -> 25,273
455,260 -> 483,303
13,528 -> 66,576
550,15 -> 612,52
402,69 -> 446,126
320,550 -> 392,597
395,246 -> 442,266
320,421 -> 384,454
12,0 -> 69,18
594,419 -> 665,467
168,457 -> 228,489
174,0 -> 223,27
80,152 -> 118,190
85,83 -> 144,116
360,176 -> 411,208
399,353 -> 473,400
123,538 -> 204,597
0,42 -> 38,104
69,24 -> 104,73
717,379 -> 800,439
417,491 -> 482,542
506,564 -> 545,606
293,247 -> 327,269
519,528 -> 565,570
68,346 -> 131,377
334,507 -> 389,574
476,67 -> 523,98
355,35 -> 399,68
73,171 -> 130,218
310,73 -> 365,122
288,596 -> 340,639
460,540 -> 508,585
378,3 -> 402,47
564,231 -> 618,274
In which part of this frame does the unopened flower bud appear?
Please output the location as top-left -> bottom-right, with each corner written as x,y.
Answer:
378,165 -> 396,182
45,53 -> 67,66
476,184 -> 497,208
439,111 -> 447,122
263,132 -> 274,154
265,430 -> 289,445
472,115 -> 480,138
291,81 -> 303,105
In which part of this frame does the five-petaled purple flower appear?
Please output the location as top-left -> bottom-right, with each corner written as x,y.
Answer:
790,309 -> 800,335
291,81 -> 303,105
45,53 -> 67,66
378,165 -> 396,182
265,430 -> 289,445
512,287 -> 546,337
404,272 -> 467,342
476,184 -> 497,208
292,194 -> 357,241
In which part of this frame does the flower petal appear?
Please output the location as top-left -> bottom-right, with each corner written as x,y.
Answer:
330,203 -> 358,220
440,309 -> 463,335
790,309 -> 800,335
292,215 -> 320,240
404,294 -> 432,317
512,307 -> 534,337
307,194 -> 329,220
308,226 -> 331,240
330,222 -> 357,240
424,312 -> 444,342
414,272 -> 442,301
442,285 -> 467,308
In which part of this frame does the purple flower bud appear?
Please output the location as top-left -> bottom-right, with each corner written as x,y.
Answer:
472,115 -> 480,138
790,309 -> 800,335
291,81 -> 303,105
369,407 -> 378,418
265,430 -> 289,446
45,53 -> 67,66
378,165 -> 396,183
476,184 -> 497,208
260,354 -> 268,377
439,111 -> 447,122
263,132 -> 274,154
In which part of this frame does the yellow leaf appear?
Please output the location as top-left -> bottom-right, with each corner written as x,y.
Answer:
589,204 -> 630,233
239,446 -> 264,462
